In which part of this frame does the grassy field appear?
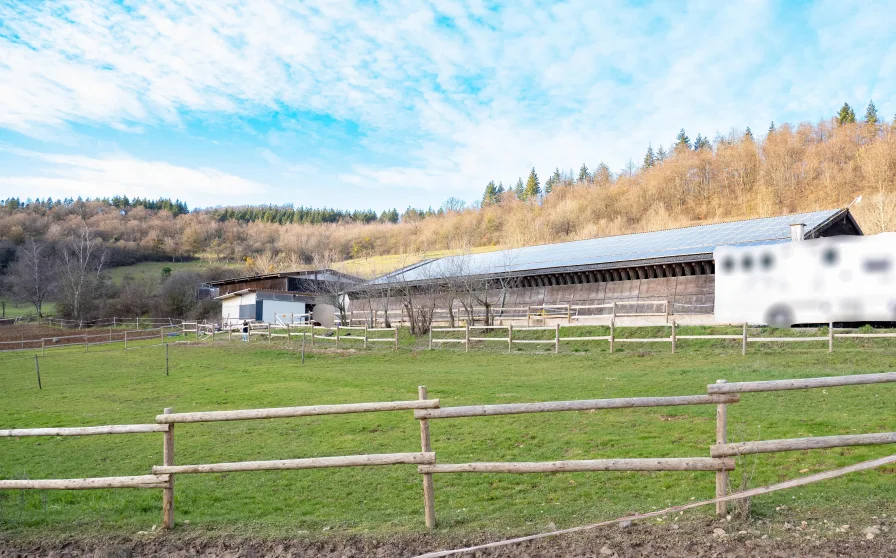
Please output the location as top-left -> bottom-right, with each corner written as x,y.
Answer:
0,330 -> 894,540
103,260 -> 242,285
0,299 -> 56,320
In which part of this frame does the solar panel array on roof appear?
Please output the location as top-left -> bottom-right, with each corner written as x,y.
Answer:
372,209 -> 844,284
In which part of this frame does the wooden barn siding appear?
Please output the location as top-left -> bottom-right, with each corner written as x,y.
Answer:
354,275 -> 715,314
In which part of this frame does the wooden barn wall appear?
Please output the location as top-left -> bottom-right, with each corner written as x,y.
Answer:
353,275 -> 715,315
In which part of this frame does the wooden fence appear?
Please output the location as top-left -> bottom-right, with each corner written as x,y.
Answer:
0,324 -> 182,354
428,321 -> 896,355
2,372 -> 894,530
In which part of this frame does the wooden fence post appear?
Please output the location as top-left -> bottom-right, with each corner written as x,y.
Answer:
665,299 -> 670,323
428,327 -> 432,350
162,408 -> 175,528
527,307 -> 531,327
302,331 -> 306,364
336,325 -> 341,349
609,319 -> 615,353
21,333 -> 24,350
364,325 -> 369,349
508,323 -> 513,353
35,355 -> 41,390
418,386 -> 436,529
41,337 -> 45,356
165,344 -> 169,376
612,300 -> 617,321
715,380 -> 728,516
110,327 -> 113,342
671,320 -> 677,354
741,323 -> 747,356
85,334 -> 88,352
828,321 -> 834,353
555,323 -> 560,354
311,325 -> 315,348
394,326 -> 399,351
124,330 -> 128,350
566,303 -> 571,324
160,327 -> 164,343
465,323 -> 470,353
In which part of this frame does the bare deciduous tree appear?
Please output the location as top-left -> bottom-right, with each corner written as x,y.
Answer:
57,226 -> 107,321
6,239 -> 55,317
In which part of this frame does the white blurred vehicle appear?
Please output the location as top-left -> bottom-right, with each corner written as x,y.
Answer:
714,233 -> 896,326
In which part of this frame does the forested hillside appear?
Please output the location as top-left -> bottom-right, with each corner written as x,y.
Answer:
2,105 -> 895,321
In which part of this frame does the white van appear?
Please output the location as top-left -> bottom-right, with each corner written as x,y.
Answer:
714,233 -> 896,326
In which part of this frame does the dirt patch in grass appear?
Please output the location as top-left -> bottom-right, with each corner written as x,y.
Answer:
2,518 -> 894,557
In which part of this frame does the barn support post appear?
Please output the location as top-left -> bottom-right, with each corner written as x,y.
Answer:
741,323 -> 747,356
418,386 -> 436,529
162,408 -> 175,529
715,380 -> 728,516
828,321 -> 834,353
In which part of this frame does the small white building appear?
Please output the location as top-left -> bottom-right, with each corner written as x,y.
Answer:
207,269 -> 360,328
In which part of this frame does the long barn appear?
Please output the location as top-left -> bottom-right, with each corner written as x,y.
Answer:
352,208 -> 861,324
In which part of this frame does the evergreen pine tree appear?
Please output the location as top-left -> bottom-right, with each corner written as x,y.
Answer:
643,145 -> 655,168
482,181 -> 498,205
864,100 -> 878,125
577,164 -> 590,183
655,145 -> 666,162
551,168 -> 562,187
514,178 -> 525,199
523,168 -> 540,199
744,127 -> 753,140
674,129 -> 690,151
837,102 -> 856,126
768,121 -> 776,133
496,182 -> 505,196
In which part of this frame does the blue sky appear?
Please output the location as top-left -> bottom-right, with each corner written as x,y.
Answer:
0,0 -> 894,212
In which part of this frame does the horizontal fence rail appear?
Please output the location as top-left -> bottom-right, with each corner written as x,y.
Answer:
153,453 -> 436,475
156,400 -> 439,423
707,372 -> 896,394
0,424 -> 168,437
711,432 -> 896,457
0,475 -> 171,490
419,458 -> 735,474
414,394 -> 739,419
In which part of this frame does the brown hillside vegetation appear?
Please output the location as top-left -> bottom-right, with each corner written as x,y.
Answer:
1,119 -> 895,278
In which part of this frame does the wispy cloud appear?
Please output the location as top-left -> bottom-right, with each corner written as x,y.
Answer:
0,1 -> 894,209
0,147 -> 269,203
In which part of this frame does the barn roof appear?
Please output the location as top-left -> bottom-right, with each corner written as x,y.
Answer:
371,208 -> 859,285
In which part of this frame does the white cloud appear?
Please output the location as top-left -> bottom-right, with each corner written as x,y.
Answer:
0,148 -> 269,203
1,0 -> 894,207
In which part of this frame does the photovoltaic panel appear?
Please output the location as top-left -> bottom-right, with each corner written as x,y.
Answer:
372,209 -> 843,284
